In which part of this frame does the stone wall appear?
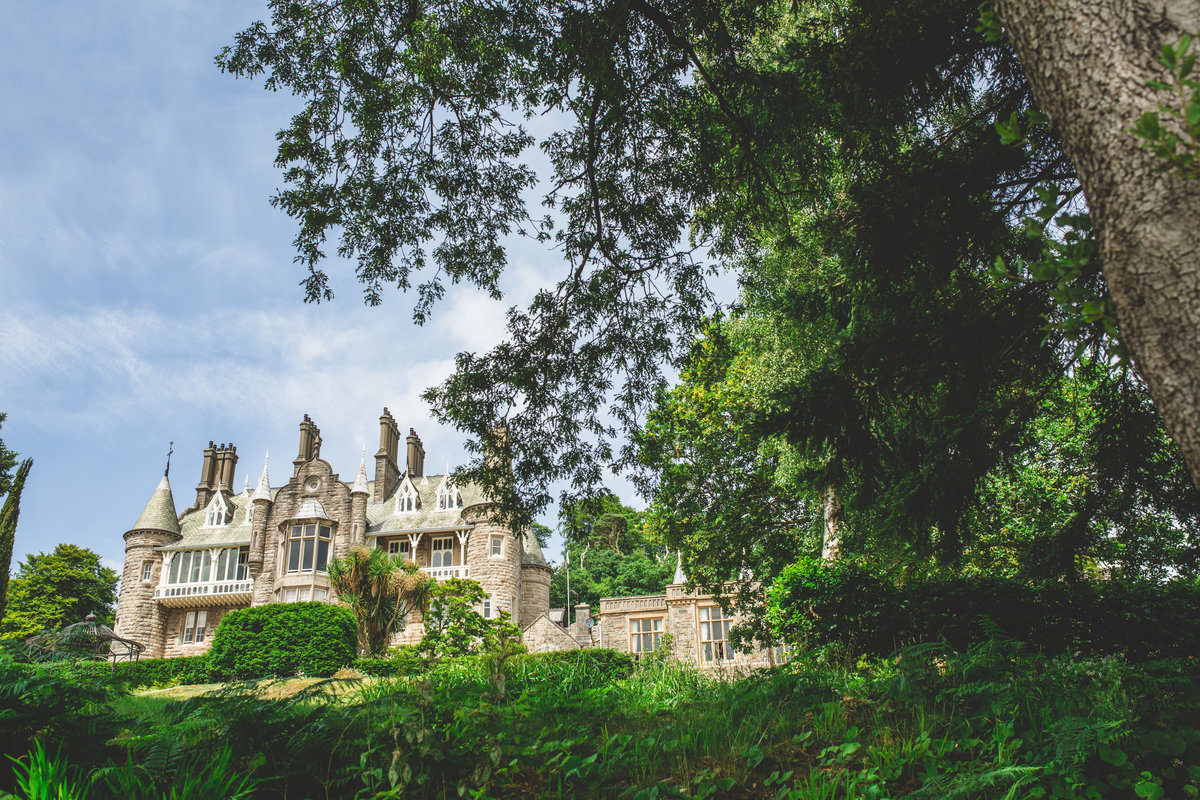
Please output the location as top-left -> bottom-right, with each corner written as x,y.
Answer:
160,605 -> 239,658
519,564 -> 551,627
464,518 -> 521,623
523,614 -> 581,653
115,529 -> 177,657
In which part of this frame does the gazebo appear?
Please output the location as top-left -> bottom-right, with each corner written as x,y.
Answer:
25,614 -> 145,663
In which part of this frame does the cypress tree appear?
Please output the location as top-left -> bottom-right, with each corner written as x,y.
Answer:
0,458 -> 32,619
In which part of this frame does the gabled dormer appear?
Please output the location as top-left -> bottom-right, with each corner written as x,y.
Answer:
395,474 -> 420,513
435,475 -> 463,511
202,491 -> 231,528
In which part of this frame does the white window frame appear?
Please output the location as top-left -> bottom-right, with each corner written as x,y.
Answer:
203,493 -> 230,527
482,597 -> 492,619
284,588 -> 298,602
699,606 -> 735,663
630,617 -> 664,656
396,477 -> 420,513
141,561 -> 154,582
286,524 -> 332,574
435,478 -> 463,511
489,535 -> 504,558
182,610 -> 208,644
431,537 -> 454,568
387,539 -> 413,560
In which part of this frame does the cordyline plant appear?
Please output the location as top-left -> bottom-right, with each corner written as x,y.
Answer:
326,546 -> 433,656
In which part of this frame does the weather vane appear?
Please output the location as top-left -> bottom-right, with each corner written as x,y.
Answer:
164,441 -> 174,477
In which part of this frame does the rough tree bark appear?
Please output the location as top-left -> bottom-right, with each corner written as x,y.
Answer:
994,0 -> 1200,488
821,486 -> 843,561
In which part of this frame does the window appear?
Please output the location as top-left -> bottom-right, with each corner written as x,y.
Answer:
298,587 -> 311,602
770,644 -> 795,666
631,617 -> 663,656
284,588 -> 298,602
214,547 -> 249,582
182,610 -> 208,644
168,550 -> 212,585
490,535 -> 504,558
699,606 -> 735,663
141,561 -> 153,582
431,537 -> 454,568
203,493 -> 230,527
436,480 -> 463,511
396,479 -> 419,512
387,540 -> 412,560
287,524 -> 332,573
314,588 -> 328,602
482,597 -> 492,619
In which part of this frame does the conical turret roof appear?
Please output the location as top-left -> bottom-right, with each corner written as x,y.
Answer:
351,446 -> 369,495
521,526 -> 549,567
131,475 -> 181,535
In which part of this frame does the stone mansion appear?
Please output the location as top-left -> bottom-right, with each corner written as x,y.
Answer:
114,410 -> 783,668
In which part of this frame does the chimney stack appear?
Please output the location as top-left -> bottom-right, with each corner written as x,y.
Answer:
294,415 -> 322,474
195,441 -> 218,509
374,408 -> 401,502
406,428 -> 425,478
217,444 -> 238,491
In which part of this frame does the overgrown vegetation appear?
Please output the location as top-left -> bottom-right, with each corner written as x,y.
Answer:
2,639 -> 1197,799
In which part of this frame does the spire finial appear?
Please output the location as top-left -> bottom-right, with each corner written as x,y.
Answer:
351,444 -> 370,495
253,452 -> 272,502
164,441 -> 174,478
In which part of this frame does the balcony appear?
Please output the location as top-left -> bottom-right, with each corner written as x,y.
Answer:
154,580 -> 254,608
422,564 -> 471,580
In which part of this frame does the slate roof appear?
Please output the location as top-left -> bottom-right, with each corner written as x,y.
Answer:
521,527 -> 549,567
166,474 -> 489,551
131,476 -> 181,535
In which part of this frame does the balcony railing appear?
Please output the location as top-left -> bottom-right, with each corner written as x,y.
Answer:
422,564 -> 471,580
154,580 -> 254,607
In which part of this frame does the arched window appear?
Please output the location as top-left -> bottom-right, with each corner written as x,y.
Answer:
435,478 -> 462,511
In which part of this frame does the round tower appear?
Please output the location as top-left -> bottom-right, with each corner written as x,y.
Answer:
463,504 -> 522,623
114,474 -> 182,657
347,448 -> 370,553
520,528 -> 552,625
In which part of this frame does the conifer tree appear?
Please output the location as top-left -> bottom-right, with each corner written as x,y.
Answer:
0,458 -> 31,621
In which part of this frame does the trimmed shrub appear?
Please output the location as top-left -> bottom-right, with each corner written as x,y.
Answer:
356,644 -> 422,677
208,602 -> 356,679
73,654 -> 215,688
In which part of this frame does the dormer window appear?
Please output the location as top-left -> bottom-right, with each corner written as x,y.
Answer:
203,493 -> 230,527
395,476 -> 420,513
436,478 -> 463,511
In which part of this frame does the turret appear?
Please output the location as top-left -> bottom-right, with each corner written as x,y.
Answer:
520,527 -> 552,625
349,447 -> 370,546
115,469 -> 182,658
248,455 -> 272,576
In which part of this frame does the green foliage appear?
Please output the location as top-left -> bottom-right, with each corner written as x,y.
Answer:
0,545 -> 118,641
0,413 -> 19,498
419,578 -> 523,675
326,545 -> 433,656
71,655 -> 214,690
4,740 -> 90,800
551,492 -> 674,613
207,602 -> 356,679
3,638 -> 1200,798
1132,33 -> 1200,180
768,557 -> 1200,660
356,644 -> 422,678
0,459 -> 32,622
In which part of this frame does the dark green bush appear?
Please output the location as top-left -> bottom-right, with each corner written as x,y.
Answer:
356,644 -> 421,677
769,558 -> 1200,659
208,602 -> 356,679
74,654 -> 214,688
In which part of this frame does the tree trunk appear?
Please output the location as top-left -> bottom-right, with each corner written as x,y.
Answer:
821,486 -> 843,561
994,0 -> 1200,488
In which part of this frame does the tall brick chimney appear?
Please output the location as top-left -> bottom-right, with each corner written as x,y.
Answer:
194,441 -> 218,509
374,408 -> 401,502
216,444 -> 238,491
294,415 -> 321,475
406,428 -> 425,478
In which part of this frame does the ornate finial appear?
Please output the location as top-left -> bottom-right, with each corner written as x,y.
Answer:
164,441 -> 174,477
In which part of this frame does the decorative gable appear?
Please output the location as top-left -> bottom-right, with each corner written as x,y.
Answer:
395,474 -> 420,513
202,492 -> 231,528
435,475 -> 463,511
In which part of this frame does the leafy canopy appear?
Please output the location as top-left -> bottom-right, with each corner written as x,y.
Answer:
0,544 -> 119,640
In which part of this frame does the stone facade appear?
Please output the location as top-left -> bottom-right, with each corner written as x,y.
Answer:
598,583 -> 783,671
113,411 -> 558,657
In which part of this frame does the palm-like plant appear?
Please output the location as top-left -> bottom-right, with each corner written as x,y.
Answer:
326,546 -> 432,656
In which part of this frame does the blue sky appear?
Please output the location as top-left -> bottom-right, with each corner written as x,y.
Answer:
0,2 -> 660,579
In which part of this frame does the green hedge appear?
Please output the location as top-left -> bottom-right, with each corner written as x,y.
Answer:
768,558 -> 1200,659
356,644 -> 422,677
112,654 -> 214,687
208,602 -> 357,679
